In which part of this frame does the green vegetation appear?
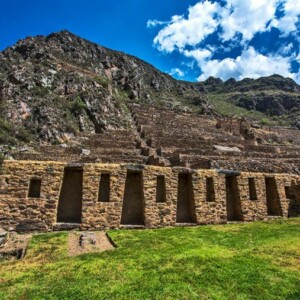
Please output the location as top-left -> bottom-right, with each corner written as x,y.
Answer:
0,117 -> 33,145
208,93 -> 271,120
0,219 -> 299,299
94,75 -> 109,88
0,152 -> 4,166
259,118 -> 273,126
207,92 -> 296,126
113,88 -> 130,114
27,95 -> 81,138
115,89 -> 130,101
30,86 -> 51,97
114,97 -> 130,114
112,89 -> 132,128
70,96 -> 88,114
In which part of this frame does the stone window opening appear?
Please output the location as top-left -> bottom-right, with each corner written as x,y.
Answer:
206,177 -> 215,202
156,175 -> 166,203
248,178 -> 258,200
28,178 -> 42,198
285,186 -> 295,200
98,173 -> 110,202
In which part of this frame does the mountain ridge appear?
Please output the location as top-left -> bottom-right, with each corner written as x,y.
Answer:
0,30 -> 211,145
203,74 -> 300,122
0,30 -> 300,147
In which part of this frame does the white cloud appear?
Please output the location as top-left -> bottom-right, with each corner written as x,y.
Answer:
183,49 -> 212,64
169,68 -> 185,78
198,47 -> 292,81
148,0 -> 300,83
278,42 -> 294,55
220,0 -> 278,42
276,0 -> 300,35
151,0 -> 280,52
181,60 -> 195,70
147,20 -> 168,28
150,0 -> 300,49
153,1 -> 221,52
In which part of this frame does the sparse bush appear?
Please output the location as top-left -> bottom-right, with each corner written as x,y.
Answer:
70,96 -> 87,114
259,118 -> 272,126
94,76 -> 109,88
31,86 -> 51,97
64,122 -> 79,135
115,89 -> 129,100
0,117 -> 34,145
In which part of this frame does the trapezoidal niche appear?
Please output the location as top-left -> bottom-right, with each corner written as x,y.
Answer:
98,173 -> 110,202
176,173 -> 197,223
57,167 -> 83,223
265,177 -> 283,216
120,170 -> 145,225
226,176 -> 243,221
156,175 -> 166,203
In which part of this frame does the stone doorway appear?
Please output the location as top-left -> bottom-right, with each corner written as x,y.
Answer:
57,167 -> 83,223
176,173 -> 196,223
120,171 -> 145,225
226,176 -> 243,221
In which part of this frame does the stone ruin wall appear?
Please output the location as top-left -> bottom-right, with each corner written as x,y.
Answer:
216,118 -> 255,140
0,160 -> 299,232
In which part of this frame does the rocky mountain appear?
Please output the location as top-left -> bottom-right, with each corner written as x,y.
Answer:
1,30 -> 300,149
203,75 -> 300,121
0,30 -> 210,145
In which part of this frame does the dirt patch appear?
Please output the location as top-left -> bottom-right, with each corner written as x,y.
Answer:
68,232 -> 115,256
0,232 -> 31,261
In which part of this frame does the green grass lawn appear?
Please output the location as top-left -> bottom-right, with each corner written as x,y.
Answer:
1,219 -> 300,300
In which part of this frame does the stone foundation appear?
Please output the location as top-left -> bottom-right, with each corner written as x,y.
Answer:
0,160 -> 299,232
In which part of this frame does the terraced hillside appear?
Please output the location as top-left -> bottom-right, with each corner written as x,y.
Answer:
6,102 -> 300,174
1,31 -> 300,175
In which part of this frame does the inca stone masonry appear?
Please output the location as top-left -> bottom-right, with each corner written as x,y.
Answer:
0,160 -> 299,232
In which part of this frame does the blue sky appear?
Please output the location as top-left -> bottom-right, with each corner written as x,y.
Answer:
1,0 -> 300,83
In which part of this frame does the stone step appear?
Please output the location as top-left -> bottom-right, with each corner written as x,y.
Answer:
119,225 -> 145,229
53,223 -> 81,231
227,221 -> 245,224
175,223 -> 197,226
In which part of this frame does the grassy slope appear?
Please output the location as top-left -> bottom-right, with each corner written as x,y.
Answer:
208,93 -> 293,126
0,219 -> 300,299
208,93 -> 268,119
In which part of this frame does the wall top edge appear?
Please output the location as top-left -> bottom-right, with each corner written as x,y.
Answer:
2,160 -> 300,177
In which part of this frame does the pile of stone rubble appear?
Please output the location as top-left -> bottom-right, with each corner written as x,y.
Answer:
0,228 -> 30,260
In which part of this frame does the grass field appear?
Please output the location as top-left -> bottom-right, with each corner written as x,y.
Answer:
0,219 -> 300,300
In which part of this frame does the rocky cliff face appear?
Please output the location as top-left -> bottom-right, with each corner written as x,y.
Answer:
0,30 -> 210,145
